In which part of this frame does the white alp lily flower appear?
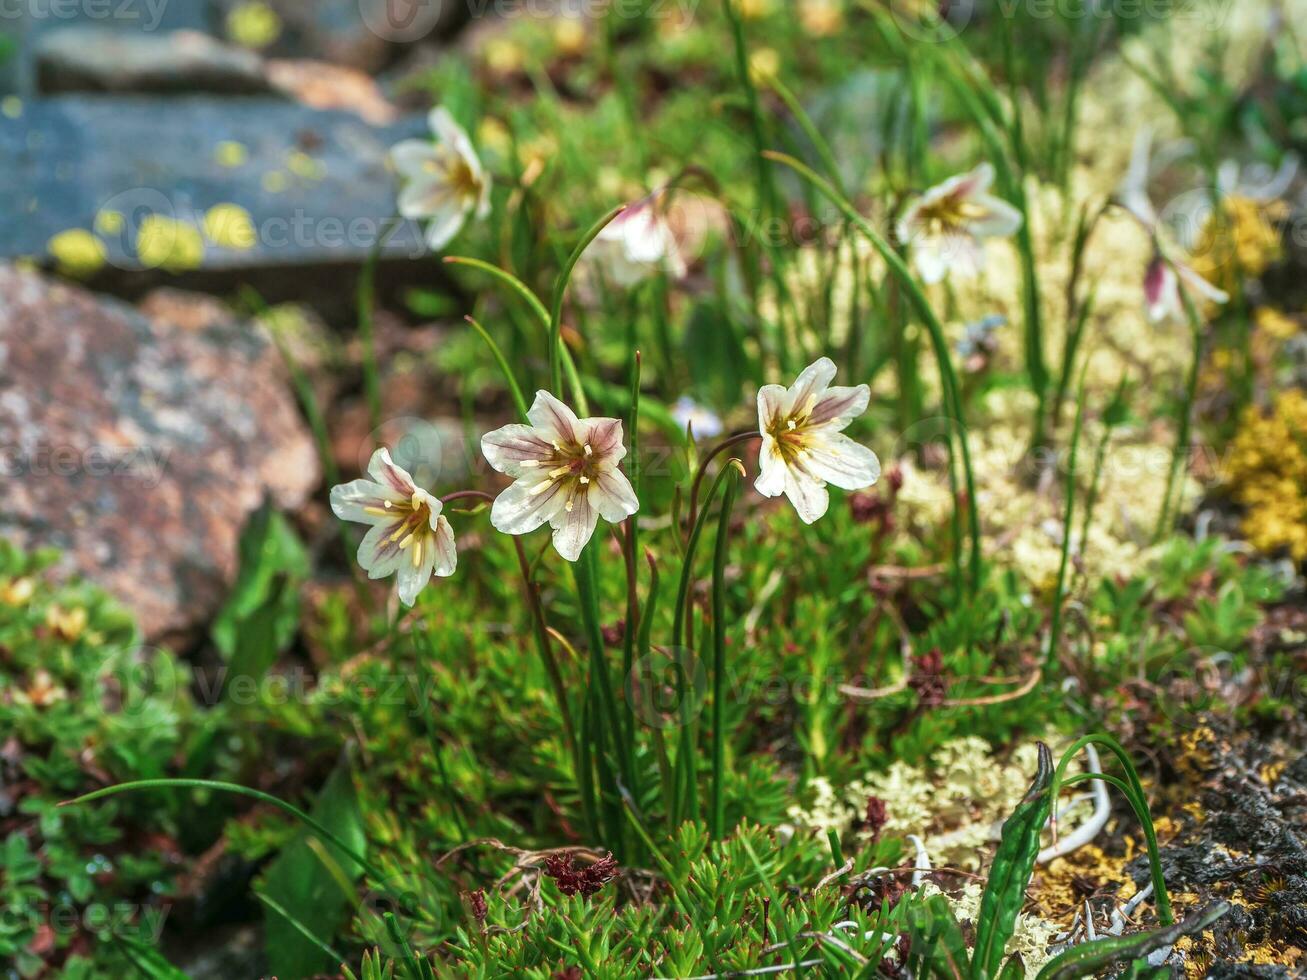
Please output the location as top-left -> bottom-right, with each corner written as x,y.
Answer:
585,189 -> 687,286
1116,128 -> 1230,324
755,357 -> 881,524
482,391 -> 639,562
897,162 -> 1022,284
390,107 -> 491,251
330,448 -> 457,606
1144,252 -> 1229,325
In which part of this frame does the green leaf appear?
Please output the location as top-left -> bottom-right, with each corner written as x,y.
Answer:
211,502 -> 308,662
260,763 -> 368,979
1034,902 -> 1230,979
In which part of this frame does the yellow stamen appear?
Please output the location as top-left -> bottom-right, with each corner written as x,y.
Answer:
412,538 -> 423,567
529,479 -> 554,496
548,465 -> 572,479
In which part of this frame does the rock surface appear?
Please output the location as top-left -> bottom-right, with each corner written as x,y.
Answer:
0,265 -> 319,640
0,95 -> 428,295
35,26 -> 272,95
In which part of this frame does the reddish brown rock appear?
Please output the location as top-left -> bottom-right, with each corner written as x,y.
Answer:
0,266 -> 319,640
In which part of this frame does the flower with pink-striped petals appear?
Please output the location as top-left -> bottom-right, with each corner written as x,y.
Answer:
330,448 -> 457,606
482,391 -> 639,561
755,357 -> 881,524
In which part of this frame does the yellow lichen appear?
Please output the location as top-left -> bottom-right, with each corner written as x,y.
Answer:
215,140 -> 250,168
226,1 -> 281,49
136,215 -> 205,272
1227,391 -> 1307,561
203,204 -> 257,250
47,229 -> 106,278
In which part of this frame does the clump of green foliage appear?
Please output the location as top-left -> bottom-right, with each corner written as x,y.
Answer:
0,542 -> 192,977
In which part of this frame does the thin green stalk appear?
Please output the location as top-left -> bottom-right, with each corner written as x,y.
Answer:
622,352 -> 643,752
1155,281 -> 1204,540
670,460 -> 743,825
766,74 -> 845,197
357,220 -> 402,433
638,550 -> 673,820
464,316 -> 529,420
255,890 -> 347,964
575,543 -> 637,820
442,490 -> 577,759
765,151 -> 983,592
1046,368 -> 1087,666
1053,735 -> 1173,925
444,255 -> 583,406
549,206 -> 626,405
709,467 -> 741,840
61,779 -> 387,884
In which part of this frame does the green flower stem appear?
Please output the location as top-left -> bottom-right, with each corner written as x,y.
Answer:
1046,367 -> 1087,666
548,206 -> 626,406
464,316 -> 529,420
441,490 -> 576,759
709,465 -> 742,840
61,779 -> 387,884
357,218 -> 404,434
574,542 -> 637,816
1155,277 -> 1204,541
444,256 -> 585,413
672,459 -> 745,826
765,150 -> 983,592
686,431 -> 761,534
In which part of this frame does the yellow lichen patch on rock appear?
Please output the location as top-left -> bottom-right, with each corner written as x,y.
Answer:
47,229 -> 106,278
226,1 -> 281,49
203,204 -> 257,250
136,215 -> 205,272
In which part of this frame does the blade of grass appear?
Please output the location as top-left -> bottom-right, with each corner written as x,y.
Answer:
548,206 -> 626,406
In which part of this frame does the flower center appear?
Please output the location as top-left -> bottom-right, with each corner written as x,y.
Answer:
367,493 -> 433,568
914,193 -> 985,233
525,441 -> 600,511
767,394 -> 819,465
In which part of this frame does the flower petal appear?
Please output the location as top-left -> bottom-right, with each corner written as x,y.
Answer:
389,139 -> 437,178
431,515 -> 458,578
590,469 -> 639,522
330,478 -> 404,525
754,438 -> 787,498
803,432 -> 881,491
808,383 -> 870,428
357,521 -> 407,579
756,383 -> 788,432
550,494 -> 599,562
783,464 -> 830,524
429,106 -> 475,161
527,390 -> 582,444
367,448 -> 416,496
787,357 -> 837,412
1176,262 -> 1229,305
423,201 -> 470,252
490,479 -> 565,535
482,423 -> 558,477
395,536 -> 437,607
581,417 -> 626,464
967,194 -> 1023,238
